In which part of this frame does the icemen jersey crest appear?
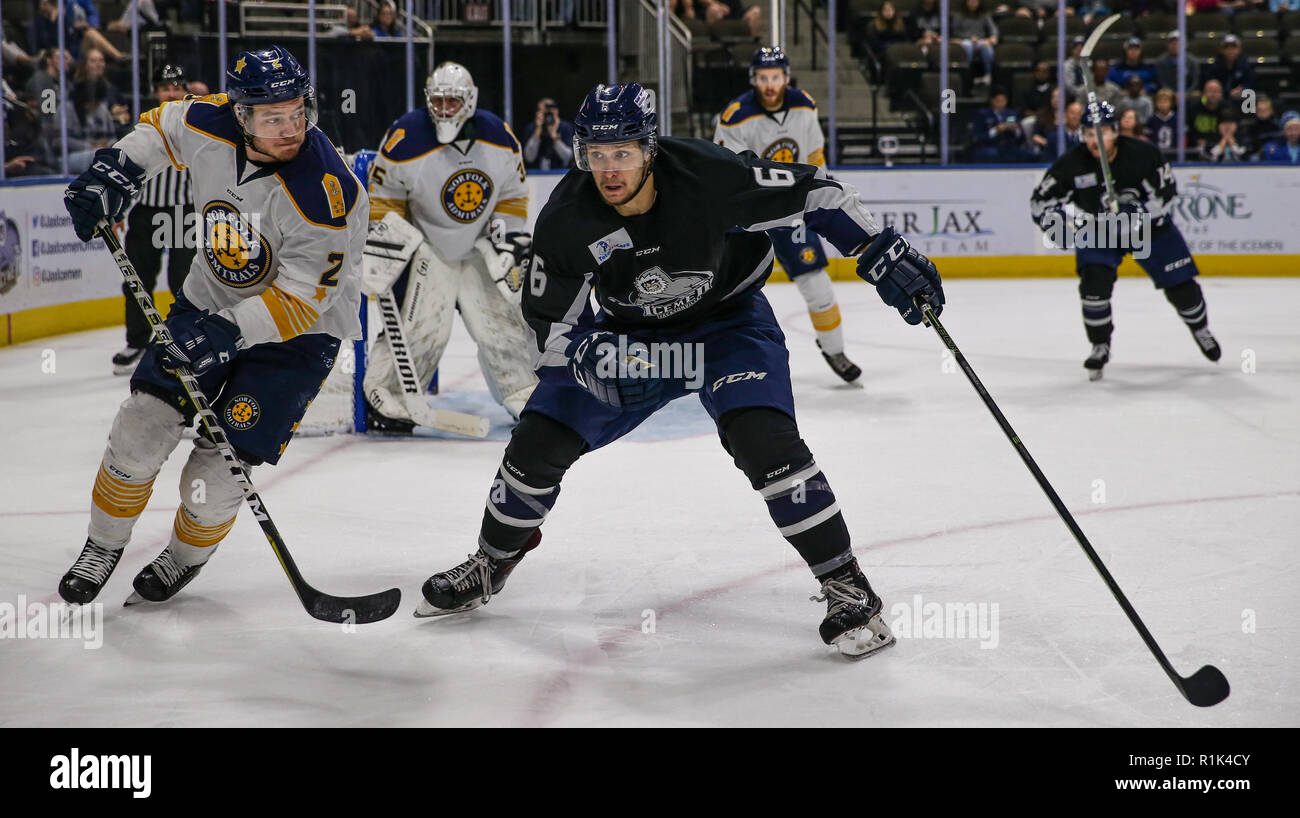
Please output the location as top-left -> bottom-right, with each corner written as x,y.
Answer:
526,138 -> 878,369
368,109 -> 529,261
116,94 -> 367,347
1031,136 -> 1177,230
713,88 -> 826,166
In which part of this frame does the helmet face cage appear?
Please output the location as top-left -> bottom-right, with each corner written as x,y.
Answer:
426,62 -> 478,143
575,134 -> 656,172
234,89 -> 319,139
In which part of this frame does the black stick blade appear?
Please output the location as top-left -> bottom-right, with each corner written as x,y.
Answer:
1180,665 -> 1230,708
305,588 -> 403,624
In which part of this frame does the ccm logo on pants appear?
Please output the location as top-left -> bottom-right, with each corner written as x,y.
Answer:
712,371 -> 767,392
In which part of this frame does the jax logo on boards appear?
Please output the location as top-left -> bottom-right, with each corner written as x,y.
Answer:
49,748 -> 151,798
866,198 -> 993,254
201,202 -> 273,289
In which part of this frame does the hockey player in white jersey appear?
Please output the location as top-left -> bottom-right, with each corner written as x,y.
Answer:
714,46 -> 862,384
58,46 -> 367,605
362,61 -> 538,431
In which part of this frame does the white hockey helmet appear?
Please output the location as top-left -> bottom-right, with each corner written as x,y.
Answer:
425,61 -> 478,143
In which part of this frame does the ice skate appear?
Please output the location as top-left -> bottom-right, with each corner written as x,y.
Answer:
364,400 -> 416,436
817,340 -> 862,385
813,559 -> 895,659
1191,326 -> 1221,362
111,345 -> 144,376
1084,343 -> 1110,381
415,531 -> 540,617
59,539 -> 124,604
124,545 -> 206,606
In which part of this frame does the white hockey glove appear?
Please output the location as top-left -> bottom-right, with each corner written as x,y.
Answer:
362,212 -> 426,296
484,219 -> 532,303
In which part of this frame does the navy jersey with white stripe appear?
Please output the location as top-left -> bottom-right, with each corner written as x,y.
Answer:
527,137 -> 877,368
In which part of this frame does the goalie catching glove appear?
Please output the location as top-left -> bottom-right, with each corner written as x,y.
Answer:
361,212 -> 427,296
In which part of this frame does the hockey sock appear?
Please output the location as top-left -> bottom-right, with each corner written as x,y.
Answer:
719,408 -> 853,575
1164,280 -> 1209,331
794,271 -> 845,355
479,412 -> 585,555
1078,264 -> 1117,345
167,437 -> 245,567
88,391 -> 186,548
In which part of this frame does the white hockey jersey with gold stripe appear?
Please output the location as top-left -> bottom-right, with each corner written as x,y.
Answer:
713,87 -> 826,167
115,94 -> 367,346
367,108 -> 528,263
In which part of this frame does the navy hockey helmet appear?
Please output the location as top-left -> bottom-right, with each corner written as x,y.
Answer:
153,63 -> 185,88
226,46 -> 318,141
750,46 -> 790,81
1081,100 -> 1117,129
352,148 -> 379,187
572,82 -> 658,172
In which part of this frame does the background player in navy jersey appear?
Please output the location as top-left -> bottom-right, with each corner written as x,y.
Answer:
1030,101 -> 1221,380
415,82 -> 945,658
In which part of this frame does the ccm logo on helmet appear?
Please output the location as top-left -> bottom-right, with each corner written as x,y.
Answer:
591,124 -> 618,130
270,79 -> 295,88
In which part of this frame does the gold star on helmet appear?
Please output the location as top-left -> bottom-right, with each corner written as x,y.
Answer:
235,57 -> 246,73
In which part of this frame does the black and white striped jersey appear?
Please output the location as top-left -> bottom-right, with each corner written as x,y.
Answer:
136,165 -> 193,208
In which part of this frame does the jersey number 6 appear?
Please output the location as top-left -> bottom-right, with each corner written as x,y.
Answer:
752,167 -> 796,187
529,254 -> 547,297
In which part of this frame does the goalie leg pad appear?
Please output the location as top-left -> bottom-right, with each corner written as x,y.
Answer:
719,407 -> 852,575
458,252 -> 540,414
480,412 -> 586,554
169,436 -> 245,566
88,391 -> 186,548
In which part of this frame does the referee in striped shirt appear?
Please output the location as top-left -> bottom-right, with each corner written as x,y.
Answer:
113,64 -> 198,375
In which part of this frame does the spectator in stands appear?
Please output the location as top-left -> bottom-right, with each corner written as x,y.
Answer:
968,85 -> 1032,162
1020,61 -> 1055,116
1014,0 -> 1059,18
952,0 -> 999,86
909,0 -> 942,49
1258,111 -> 1300,164
330,7 -> 375,40
520,97 -> 575,171
868,2 -> 910,56
3,81 -> 57,176
371,1 -> 403,38
1064,36 -> 1089,102
1207,119 -> 1247,162
73,47 -> 127,121
1147,88 -> 1177,156
1116,76 -> 1154,123
3,38 -> 38,73
1073,0 -> 1111,25
669,0 -> 697,19
1083,59 -> 1123,109
699,0 -> 764,38
1201,35 -> 1255,102
31,0 -> 126,62
1062,99 -> 1084,148
1240,95 -> 1281,158
1189,80 -> 1238,157
25,47 -> 69,106
1155,31 -> 1199,96
1108,37 -> 1158,95
106,0 -> 163,33
1118,108 -> 1146,140
1028,88 -> 1081,158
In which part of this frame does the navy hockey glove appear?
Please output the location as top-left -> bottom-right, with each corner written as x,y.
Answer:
568,331 -> 664,412
63,148 -> 146,241
856,227 -> 945,325
159,311 -> 243,376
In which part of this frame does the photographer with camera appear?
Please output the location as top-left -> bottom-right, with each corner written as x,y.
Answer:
520,97 -> 574,170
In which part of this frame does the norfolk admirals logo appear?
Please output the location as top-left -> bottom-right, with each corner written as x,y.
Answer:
224,394 -> 261,430
763,138 -> 799,163
442,169 -> 493,223
611,266 -> 715,319
202,202 -> 273,289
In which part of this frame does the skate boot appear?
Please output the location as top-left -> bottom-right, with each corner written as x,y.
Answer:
415,530 -> 541,617
813,558 -> 895,658
112,345 -> 144,376
59,539 -> 124,604
1084,343 -> 1110,381
1191,326 -> 1221,362
365,400 -> 416,436
125,544 -> 206,605
817,339 -> 862,384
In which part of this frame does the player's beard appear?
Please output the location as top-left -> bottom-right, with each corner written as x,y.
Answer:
249,134 -> 306,163
759,84 -> 784,110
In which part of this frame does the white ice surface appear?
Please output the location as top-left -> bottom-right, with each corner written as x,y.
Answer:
1,278 -> 1296,727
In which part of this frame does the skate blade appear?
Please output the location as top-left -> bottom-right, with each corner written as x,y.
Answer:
832,616 -> 896,660
1088,368 -> 1104,381
413,598 -> 485,618
123,591 -> 149,607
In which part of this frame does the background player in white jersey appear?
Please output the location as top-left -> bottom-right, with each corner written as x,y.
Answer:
58,46 -> 367,605
362,61 -> 538,431
714,46 -> 861,384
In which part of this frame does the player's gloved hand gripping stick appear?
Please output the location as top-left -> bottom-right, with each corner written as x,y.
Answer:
912,296 -> 1229,708
97,224 -> 402,624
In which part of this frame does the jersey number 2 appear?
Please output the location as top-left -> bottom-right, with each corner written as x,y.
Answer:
319,253 -> 344,287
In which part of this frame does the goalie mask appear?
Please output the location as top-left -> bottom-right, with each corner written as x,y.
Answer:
426,62 -> 478,144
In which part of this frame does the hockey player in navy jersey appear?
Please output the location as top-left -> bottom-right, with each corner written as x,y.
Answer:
415,83 -> 946,658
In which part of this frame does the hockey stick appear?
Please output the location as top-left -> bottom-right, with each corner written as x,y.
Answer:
916,299 -> 1229,707
99,225 -> 401,624
371,291 -> 491,438
1080,14 -> 1123,215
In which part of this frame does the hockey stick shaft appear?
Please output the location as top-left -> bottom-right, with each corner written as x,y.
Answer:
373,291 -> 490,438
917,300 -> 1227,705
99,225 -> 400,623
1080,14 -> 1123,213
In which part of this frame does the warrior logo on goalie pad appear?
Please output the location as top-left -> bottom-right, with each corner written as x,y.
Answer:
201,202 -> 273,289
442,169 -> 493,223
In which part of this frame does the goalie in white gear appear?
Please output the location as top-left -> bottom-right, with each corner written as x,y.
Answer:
714,46 -> 862,384
363,61 -> 538,431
